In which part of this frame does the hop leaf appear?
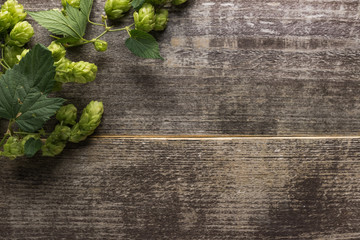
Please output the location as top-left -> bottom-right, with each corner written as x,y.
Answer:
105,0 -> 132,20
0,44 -> 65,132
172,0 -> 187,5
131,0 -> 145,10
125,29 -> 163,59
28,0 -> 94,39
146,0 -> 167,5
23,137 -> 42,158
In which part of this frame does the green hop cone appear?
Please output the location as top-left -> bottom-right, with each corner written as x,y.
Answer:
54,57 -> 97,84
61,0 -> 80,9
54,57 -> 73,83
145,0 -> 167,5
48,41 -> 66,62
16,48 -> 29,62
93,39 -> 108,52
56,104 -> 77,126
133,3 -> 156,32
0,10 -> 11,32
71,61 -> 98,84
154,9 -> 168,31
69,101 -> 104,143
172,0 -> 187,5
1,0 -> 27,28
2,136 -> 23,160
3,45 -> 23,68
42,125 -> 71,157
105,0 -> 131,20
6,21 -> 34,47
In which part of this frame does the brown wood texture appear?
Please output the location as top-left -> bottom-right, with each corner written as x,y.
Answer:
1,0 -> 360,239
13,0 -> 360,136
1,138 -> 360,239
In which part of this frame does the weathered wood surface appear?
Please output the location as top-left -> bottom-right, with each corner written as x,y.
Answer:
9,0 -> 360,135
1,0 -> 360,239
1,138 -> 360,239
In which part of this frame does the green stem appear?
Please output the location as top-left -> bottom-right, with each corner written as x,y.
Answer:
13,131 -> 34,135
50,35 -> 61,40
7,119 -> 15,135
0,46 -> 10,70
109,24 -> 135,33
0,61 -> 8,70
0,119 -> 14,148
94,29 -> 110,40
0,134 -> 9,148
88,20 -> 105,27
64,38 -> 91,47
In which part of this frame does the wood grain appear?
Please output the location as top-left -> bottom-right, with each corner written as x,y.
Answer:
1,138 -> 360,239
1,0 -> 355,136
1,1 -> 360,239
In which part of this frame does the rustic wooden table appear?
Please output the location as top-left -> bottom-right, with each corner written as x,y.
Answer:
1,0 -> 360,239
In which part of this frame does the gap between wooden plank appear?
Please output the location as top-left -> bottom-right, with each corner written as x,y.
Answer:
91,135 -> 360,140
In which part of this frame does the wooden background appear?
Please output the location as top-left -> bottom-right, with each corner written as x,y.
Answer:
1,0 -> 360,239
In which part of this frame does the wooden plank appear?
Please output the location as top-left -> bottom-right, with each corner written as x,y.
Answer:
0,0 -> 352,136
1,138 -> 360,239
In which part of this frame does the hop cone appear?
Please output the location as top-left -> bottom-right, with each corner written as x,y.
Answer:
42,125 -> 71,157
154,9 -> 168,31
62,0 -> 80,9
54,58 -> 97,84
69,101 -> 104,143
94,40 -> 108,52
105,0 -> 131,20
71,61 -> 98,84
0,10 -> 11,32
48,41 -> 66,62
1,0 -> 27,28
1,136 -> 23,160
133,3 -> 156,32
6,21 -> 34,47
3,45 -> 23,68
54,57 -> 73,83
56,104 -> 77,126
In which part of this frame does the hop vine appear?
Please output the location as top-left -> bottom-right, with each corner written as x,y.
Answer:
0,0 -> 187,160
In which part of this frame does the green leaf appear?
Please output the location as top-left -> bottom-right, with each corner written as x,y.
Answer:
132,0 -> 146,10
24,138 -> 43,157
28,0 -> 93,39
125,29 -> 163,59
0,44 -> 65,132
